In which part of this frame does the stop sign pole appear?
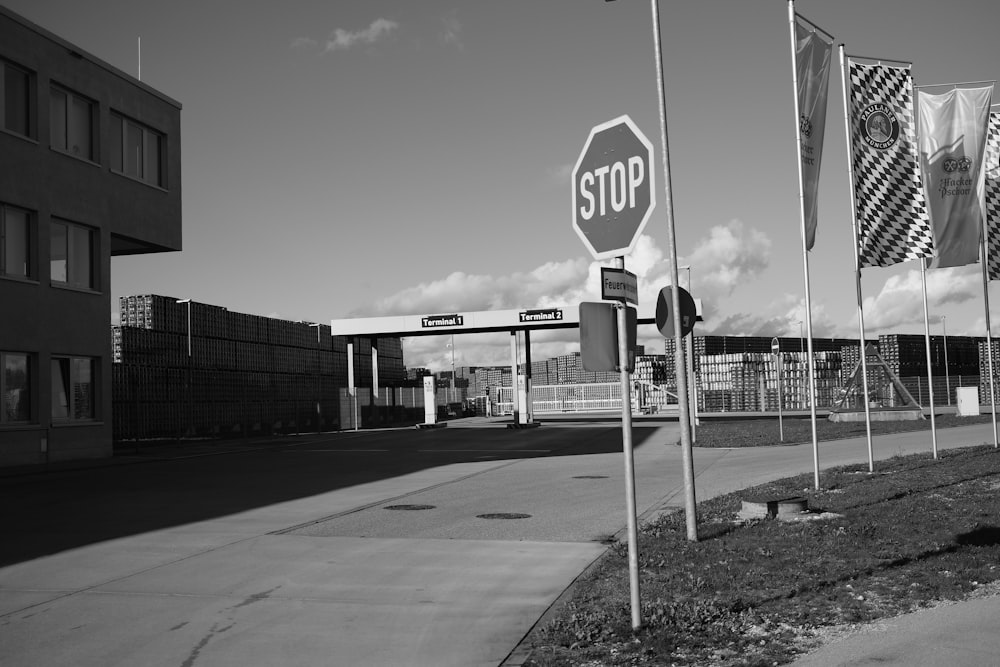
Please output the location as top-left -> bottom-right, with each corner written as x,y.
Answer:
572,114 -> 655,631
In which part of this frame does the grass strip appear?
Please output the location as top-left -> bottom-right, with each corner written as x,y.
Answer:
522,443 -> 1000,666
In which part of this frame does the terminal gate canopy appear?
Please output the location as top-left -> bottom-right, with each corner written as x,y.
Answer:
330,306 -> 662,338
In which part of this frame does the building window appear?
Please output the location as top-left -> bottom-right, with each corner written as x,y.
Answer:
51,356 -> 96,421
1,60 -> 32,137
2,352 -> 30,423
50,219 -> 95,290
50,86 -> 95,161
1,203 -> 32,279
110,112 -> 163,186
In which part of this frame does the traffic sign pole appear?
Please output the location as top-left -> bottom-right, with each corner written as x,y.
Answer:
615,256 -> 641,631
772,337 -> 784,442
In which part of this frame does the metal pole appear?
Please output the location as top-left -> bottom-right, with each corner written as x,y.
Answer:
942,316 -> 951,405
684,266 -> 697,442
920,264 -> 938,458
980,234 -> 999,448
777,351 -> 784,441
839,46 -> 875,471
615,256 -> 641,631
651,0 -> 697,542
788,2 -> 822,488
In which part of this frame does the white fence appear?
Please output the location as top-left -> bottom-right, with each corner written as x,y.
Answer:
491,382 -> 679,416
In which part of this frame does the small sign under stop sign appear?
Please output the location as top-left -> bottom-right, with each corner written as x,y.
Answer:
655,286 -> 697,338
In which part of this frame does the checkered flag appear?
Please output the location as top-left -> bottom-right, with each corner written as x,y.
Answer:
987,110 -> 1000,280
848,59 -> 934,267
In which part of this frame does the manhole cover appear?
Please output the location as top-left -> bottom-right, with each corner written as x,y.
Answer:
477,513 -> 531,520
384,504 -> 436,511
573,475 -> 609,479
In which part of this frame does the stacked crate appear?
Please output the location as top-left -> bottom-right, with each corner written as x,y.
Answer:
112,295 -> 404,440
694,350 -> 843,413
979,339 -> 1000,403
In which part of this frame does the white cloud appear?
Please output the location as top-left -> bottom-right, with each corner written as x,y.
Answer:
290,36 -> 318,51
862,266 -> 980,331
686,219 -> 771,301
440,12 -> 463,49
324,18 -> 400,53
352,220 -> 778,370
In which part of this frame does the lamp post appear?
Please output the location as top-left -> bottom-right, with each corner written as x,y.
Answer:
176,299 -> 192,438
679,265 -> 697,441
942,315 -> 951,406
797,320 -> 805,410
309,323 -> 322,433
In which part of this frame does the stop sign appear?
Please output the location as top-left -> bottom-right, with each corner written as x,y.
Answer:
572,115 -> 656,260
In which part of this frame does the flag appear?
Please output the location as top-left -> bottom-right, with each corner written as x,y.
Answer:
847,59 -> 934,267
794,12 -> 833,251
919,86 -> 993,268
987,109 -> 1000,280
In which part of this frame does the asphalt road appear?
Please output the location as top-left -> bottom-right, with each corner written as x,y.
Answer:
2,417 -> 998,666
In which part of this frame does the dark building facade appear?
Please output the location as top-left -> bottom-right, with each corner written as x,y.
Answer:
0,7 -> 182,465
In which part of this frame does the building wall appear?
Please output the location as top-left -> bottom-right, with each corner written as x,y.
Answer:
0,7 -> 181,465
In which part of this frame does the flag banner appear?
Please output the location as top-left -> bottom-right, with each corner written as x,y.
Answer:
987,110 -> 1000,280
848,59 -> 934,267
919,86 -> 993,269
794,13 -> 833,251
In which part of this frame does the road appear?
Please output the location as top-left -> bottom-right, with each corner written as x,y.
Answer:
0,417 -> 995,666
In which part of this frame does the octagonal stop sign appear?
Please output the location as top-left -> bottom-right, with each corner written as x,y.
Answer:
572,115 -> 656,260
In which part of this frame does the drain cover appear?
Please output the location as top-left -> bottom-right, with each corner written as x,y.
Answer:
477,513 -> 531,520
573,475 -> 609,479
384,504 -> 436,511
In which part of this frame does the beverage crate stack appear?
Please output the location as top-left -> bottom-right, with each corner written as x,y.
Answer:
695,350 -> 843,413
979,339 -> 1000,404
112,294 -> 404,440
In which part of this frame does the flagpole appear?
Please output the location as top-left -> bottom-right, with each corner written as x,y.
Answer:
982,229 -> 999,448
788,0 -> 820,490
919,263 -> 939,458
840,46 -> 875,471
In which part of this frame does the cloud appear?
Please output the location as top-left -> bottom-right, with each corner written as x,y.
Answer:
323,18 -> 400,53
440,12 -> 463,49
290,36 -> 318,51
686,219 -> 771,301
546,163 -> 574,186
351,220 -> 777,370
862,266 -> 980,331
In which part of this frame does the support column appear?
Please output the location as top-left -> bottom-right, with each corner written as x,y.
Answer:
510,331 -> 519,424
523,329 -> 533,424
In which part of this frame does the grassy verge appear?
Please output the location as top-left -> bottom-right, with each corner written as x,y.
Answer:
692,413 -> 997,448
522,442 -> 1000,666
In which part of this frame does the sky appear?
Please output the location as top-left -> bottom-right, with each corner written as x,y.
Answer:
7,0 -> 999,371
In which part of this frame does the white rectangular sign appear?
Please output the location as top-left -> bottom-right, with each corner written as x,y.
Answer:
601,267 -> 638,305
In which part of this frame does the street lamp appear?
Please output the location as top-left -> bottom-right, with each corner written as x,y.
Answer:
679,265 -> 697,439
308,322 -> 323,433
176,299 -> 192,437
941,315 -> 951,406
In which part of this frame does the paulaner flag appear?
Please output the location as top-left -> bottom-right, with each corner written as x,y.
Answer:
848,59 -> 934,267
987,109 -> 1000,280
919,86 -> 994,268
794,13 -> 833,251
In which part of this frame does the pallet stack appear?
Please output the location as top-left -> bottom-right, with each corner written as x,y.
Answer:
112,295 -> 404,440
694,351 -> 843,412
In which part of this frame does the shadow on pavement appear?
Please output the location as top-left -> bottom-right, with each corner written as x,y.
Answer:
0,424 -> 666,567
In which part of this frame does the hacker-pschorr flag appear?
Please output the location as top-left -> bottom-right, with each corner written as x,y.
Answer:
794,12 -> 833,251
847,58 -> 934,267
987,110 -> 1000,280
919,86 -> 994,269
